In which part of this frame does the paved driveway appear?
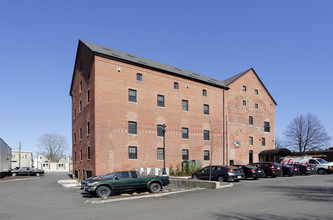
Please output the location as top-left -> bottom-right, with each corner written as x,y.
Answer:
0,172 -> 332,219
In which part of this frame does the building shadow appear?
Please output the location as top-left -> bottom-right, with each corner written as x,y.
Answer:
210,212 -> 327,220
261,185 -> 333,203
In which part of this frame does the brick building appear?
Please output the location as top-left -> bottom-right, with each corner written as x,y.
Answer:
70,40 -> 277,179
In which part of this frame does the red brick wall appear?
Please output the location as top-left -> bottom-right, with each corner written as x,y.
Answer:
225,69 -> 276,165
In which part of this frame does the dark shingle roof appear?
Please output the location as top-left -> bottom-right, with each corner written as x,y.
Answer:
80,40 -> 228,89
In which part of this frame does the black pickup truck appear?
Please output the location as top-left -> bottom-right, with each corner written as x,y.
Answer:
83,171 -> 170,197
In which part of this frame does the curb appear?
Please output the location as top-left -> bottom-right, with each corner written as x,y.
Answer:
0,177 -> 40,183
86,188 -> 203,204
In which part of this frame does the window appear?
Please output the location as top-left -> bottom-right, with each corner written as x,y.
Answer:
182,100 -> 188,111
130,171 -> 138,178
262,138 -> 266,146
80,128 -> 82,140
264,121 -> 270,132
80,150 -> 82,161
87,170 -> 92,178
87,72 -> 91,81
74,108 -> 76,118
182,127 -> 189,139
204,130 -> 210,141
204,150 -> 210,161
87,147 -> 90,160
255,89 -> 258,95
128,121 -> 137,134
157,95 -> 165,107
137,73 -> 143,81
249,136 -> 253,145
243,100 -> 246,106
249,116 -> 253,125
128,89 -> 137,103
243,86 -> 246,91
157,148 -> 164,160
118,172 -> 130,179
87,122 -> 90,136
74,133 -> 76,144
202,89 -> 207,96
80,81 -> 82,93
182,149 -> 189,160
157,125 -> 164,137
87,90 -> 90,104
79,100 -> 82,112
204,104 -> 209,115
74,152 -> 77,162
255,103 -> 258,109
174,82 -> 179,90
129,146 -> 137,159
249,150 -> 253,164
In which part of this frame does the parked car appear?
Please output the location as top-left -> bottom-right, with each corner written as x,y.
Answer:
233,165 -> 262,180
250,162 -> 282,177
191,165 -> 245,182
84,171 -> 169,197
11,167 -> 45,177
281,164 -> 295,176
290,164 -> 311,175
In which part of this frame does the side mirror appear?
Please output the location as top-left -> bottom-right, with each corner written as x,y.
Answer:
115,176 -> 119,180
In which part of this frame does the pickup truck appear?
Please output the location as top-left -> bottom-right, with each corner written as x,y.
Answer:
83,171 -> 169,197
11,167 -> 45,176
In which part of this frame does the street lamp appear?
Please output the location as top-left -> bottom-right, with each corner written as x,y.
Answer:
162,124 -> 167,175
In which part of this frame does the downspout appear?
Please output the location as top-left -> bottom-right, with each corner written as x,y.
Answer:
223,89 -> 225,165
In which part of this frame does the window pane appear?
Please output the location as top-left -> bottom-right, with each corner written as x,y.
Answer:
182,149 -> 189,160
249,116 -> 253,125
243,86 -> 246,91
129,89 -> 137,102
182,100 -> 188,111
182,127 -> 188,139
157,95 -> 165,107
202,89 -> 207,96
128,121 -> 137,134
129,146 -> 137,159
264,122 -> 270,132
174,82 -> 179,90
249,137 -> 253,145
137,73 -> 142,81
255,89 -> 258,95
243,100 -> 246,106
255,103 -> 258,109
262,138 -> 266,146
157,148 -> 164,160
204,130 -> 210,141
157,125 -> 164,137
204,104 -> 209,115
204,150 -> 209,161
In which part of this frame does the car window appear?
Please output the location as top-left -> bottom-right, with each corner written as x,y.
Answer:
309,159 -> 317,164
130,171 -> 138,178
216,167 -> 222,171
264,164 -> 270,167
202,167 -> 210,172
118,172 -> 130,179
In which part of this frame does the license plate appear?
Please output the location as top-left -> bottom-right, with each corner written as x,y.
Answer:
237,176 -> 241,178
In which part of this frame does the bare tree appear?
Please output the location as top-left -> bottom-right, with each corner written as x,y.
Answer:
284,113 -> 331,155
38,133 -> 68,162
275,136 -> 284,149
208,119 -> 222,181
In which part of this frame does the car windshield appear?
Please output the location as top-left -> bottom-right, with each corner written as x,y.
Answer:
316,159 -> 328,164
103,172 -> 118,179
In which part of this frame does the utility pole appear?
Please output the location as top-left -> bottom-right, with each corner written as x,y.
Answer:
18,141 -> 21,168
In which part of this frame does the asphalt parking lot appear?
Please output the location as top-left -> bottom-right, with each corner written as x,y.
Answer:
0,172 -> 332,220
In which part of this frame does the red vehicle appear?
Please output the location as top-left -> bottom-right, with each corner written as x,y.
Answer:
250,162 -> 282,177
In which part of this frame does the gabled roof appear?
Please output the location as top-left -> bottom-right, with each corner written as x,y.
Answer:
79,40 -> 229,89
223,68 -> 277,105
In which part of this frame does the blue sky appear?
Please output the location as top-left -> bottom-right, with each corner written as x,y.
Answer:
1,0 -> 332,155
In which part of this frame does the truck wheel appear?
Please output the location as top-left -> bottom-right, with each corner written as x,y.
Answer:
317,169 -> 326,175
96,186 -> 111,197
36,173 -> 40,177
149,183 -> 161,193
12,173 -> 17,177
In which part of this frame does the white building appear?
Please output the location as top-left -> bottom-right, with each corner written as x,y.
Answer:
11,151 -> 33,168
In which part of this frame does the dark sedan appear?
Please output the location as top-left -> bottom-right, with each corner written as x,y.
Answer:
233,165 -> 262,180
290,164 -> 312,175
192,165 -> 245,182
281,164 -> 296,176
11,167 -> 45,177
